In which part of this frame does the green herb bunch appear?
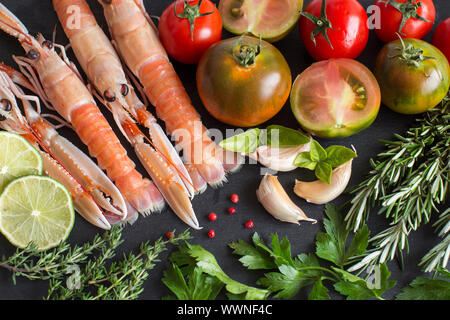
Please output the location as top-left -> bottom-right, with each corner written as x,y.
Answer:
396,267 -> 450,300
220,124 -> 356,183
0,226 -> 191,300
162,242 -> 270,300
344,96 -> 449,273
229,205 -> 396,300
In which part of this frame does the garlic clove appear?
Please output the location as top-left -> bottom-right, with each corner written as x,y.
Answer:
256,174 -> 317,225
294,159 -> 353,205
254,137 -> 311,172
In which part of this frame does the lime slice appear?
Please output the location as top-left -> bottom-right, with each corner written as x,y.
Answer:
0,175 -> 75,250
0,131 -> 43,194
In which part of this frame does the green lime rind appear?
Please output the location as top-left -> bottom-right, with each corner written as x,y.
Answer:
0,175 -> 75,250
0,131 -> 43,194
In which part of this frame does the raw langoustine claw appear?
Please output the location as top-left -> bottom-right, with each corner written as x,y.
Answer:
0,67 -> 114,229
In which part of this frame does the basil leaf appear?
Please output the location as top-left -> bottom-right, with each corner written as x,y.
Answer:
325,145 -> 357,168
266,125 -> 310,147
219,128 -> 260,153
309,140 -> 327,162
315,162 -> 332,184
294,152 -> 317,170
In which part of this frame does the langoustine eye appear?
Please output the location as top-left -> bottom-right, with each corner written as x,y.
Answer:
26,49 -> 40,60
0,99 -> 11,121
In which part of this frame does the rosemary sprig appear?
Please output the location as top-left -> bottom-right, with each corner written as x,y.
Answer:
345,95 -> 449,272
0,226 -> 192,300
419,208 -> 450,272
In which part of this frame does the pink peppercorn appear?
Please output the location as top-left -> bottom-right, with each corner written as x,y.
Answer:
244,220 -> 254,229
208,213 -> 217,221
208,230 -> 215,238
230,194 -> 239,203
166,232 -> 173,239
228,207 -> 236,215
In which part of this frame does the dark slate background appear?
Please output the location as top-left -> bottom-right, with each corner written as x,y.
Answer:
0,0 -> 448,300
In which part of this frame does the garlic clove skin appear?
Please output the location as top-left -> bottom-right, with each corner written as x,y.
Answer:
256,174 -> 317,224
294,159 -> 353,205
256,142 -> 311,172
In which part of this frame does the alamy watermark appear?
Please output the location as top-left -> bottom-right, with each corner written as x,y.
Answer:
65,4 -> 383,30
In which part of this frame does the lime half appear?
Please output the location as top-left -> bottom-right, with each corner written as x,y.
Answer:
0,131 -> 43,194
0,175 -> 75,250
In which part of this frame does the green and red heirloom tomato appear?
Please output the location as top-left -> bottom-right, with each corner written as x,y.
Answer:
197,36 -> 292,127
298,0 -> 369,61
291,59 -> 381,139
374,38 -> 449,114
432,18 -> 450,63
374,0 -> 435,43
219,0 -> 303,42
159,0 -> 222,64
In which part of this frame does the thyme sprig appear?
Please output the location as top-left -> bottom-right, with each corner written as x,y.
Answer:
0,226 -> 191,300
345,95 -> 449,272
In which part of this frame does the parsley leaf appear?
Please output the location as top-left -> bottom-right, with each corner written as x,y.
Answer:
333,264 -> 396,300
257,265 -> 314,299
396,269 -> 450,300
162,264 -> 223,300
308,278 -> 330,300
315,204 -> 349,267
229,233 -> 277,270
316,204 -> 370,268
167,242 -> 270,300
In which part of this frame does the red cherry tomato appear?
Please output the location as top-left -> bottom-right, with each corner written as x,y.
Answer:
432,18 -> 450,63
298,0 -> 369,61
159,0 -> 222,64
374,0 -> 435,43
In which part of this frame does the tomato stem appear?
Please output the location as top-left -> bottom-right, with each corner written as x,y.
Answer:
379,0 -> 433,35
299,0 -> 338,49
174,0 -> 215,41
231,34 -> 261,67
390,34 -> 437,68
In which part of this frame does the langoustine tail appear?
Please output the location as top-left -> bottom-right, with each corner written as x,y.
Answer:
70,102 -> 164,215
139,59 -> 226,186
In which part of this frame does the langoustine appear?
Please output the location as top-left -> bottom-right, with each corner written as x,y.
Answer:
98,0 -> 243,189
0,65 -> 116,229
53,0 -> 201,229
0,3 -> 164,219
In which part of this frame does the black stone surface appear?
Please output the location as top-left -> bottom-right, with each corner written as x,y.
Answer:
0,0 -> 448,300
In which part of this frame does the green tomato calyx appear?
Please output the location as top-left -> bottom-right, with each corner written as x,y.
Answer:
232,35 -> 261,67
391,35 -> 436,68
174,0 -> 215,41
379,0 -> 433,35
299,0 -> 338,50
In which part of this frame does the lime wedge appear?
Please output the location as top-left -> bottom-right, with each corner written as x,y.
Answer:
0,131 -> 43,194
0,175 -> 75,250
